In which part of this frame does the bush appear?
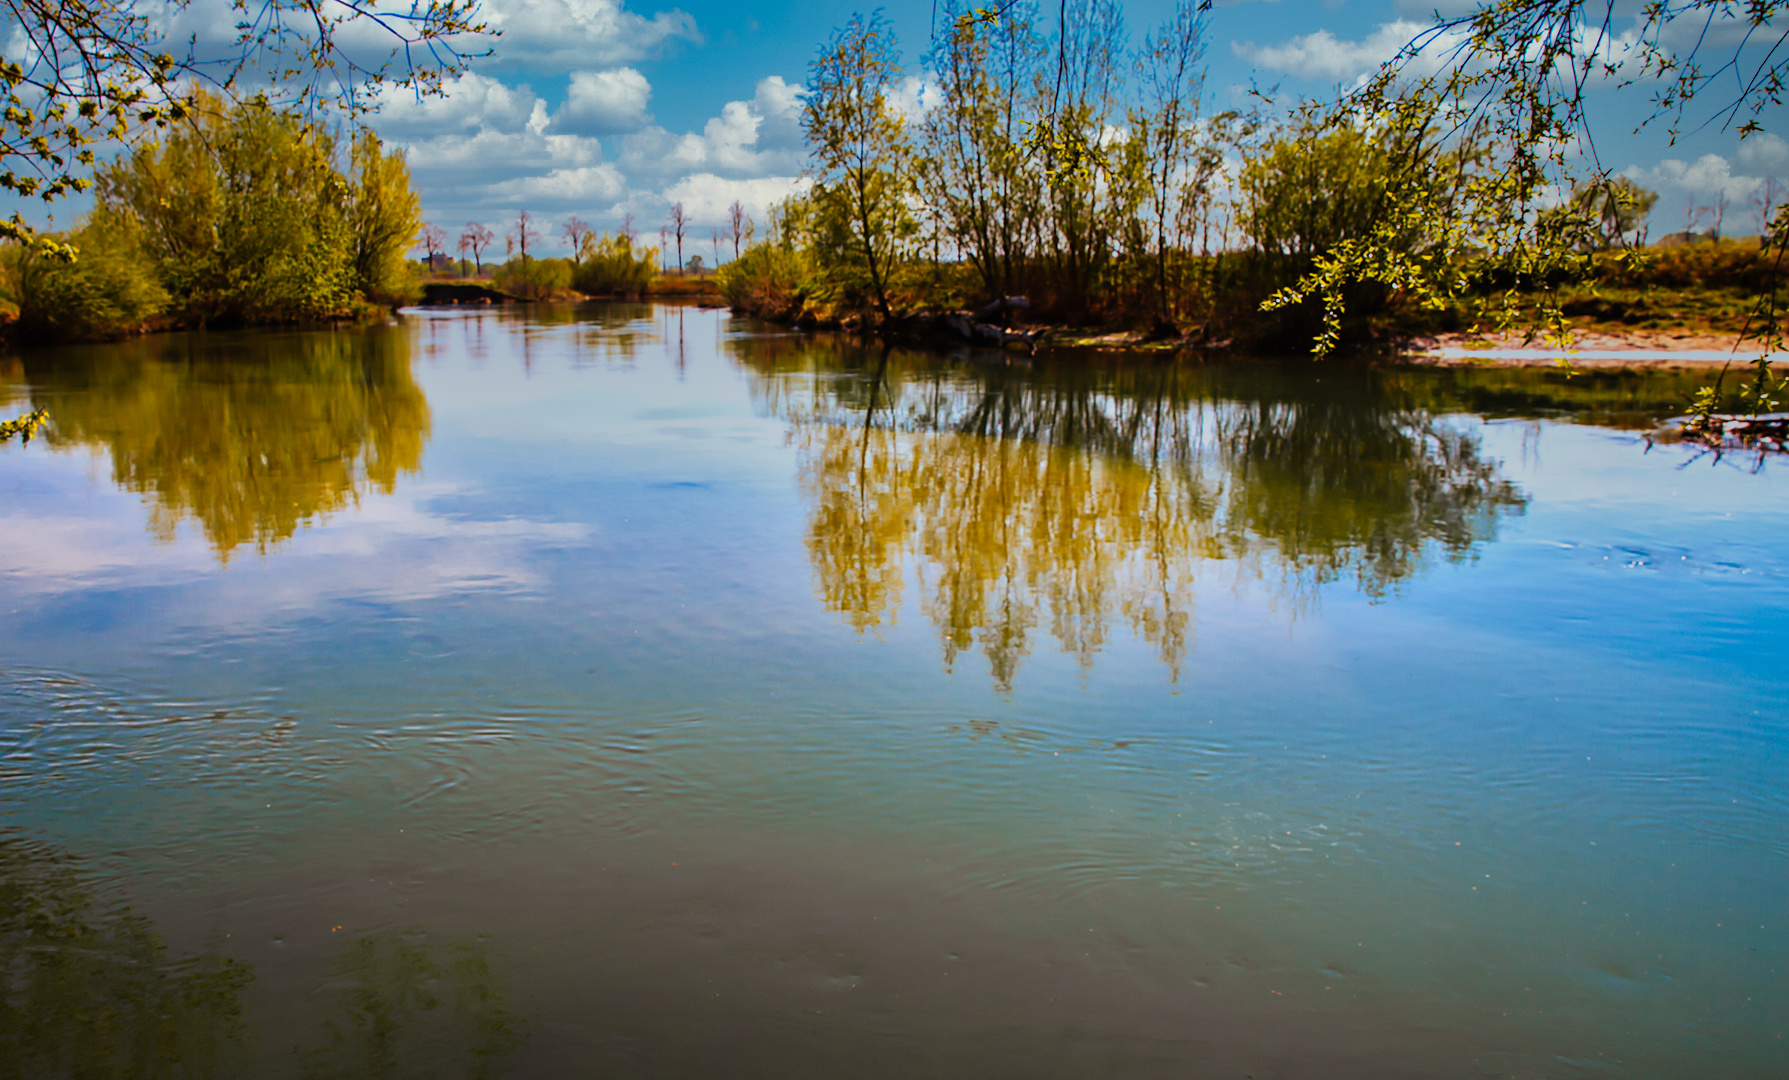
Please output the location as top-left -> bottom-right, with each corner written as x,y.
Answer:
91,91 -> 425,325
348,130 -> 424,307
571,235 -> 657,294
492,257 -> 573,300
1594,240 -> 1781,291
717,241 -> 815,319
1,210 -> 168,342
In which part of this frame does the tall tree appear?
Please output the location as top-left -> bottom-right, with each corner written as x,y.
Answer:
668,202 -> 687,273
1132,0 -> 1212,329
804,9 -> 917,316
920,0 -> 1046,302
347,130 -> 422,304
561,216 -> 592,263
728,200 -> 748,259
420,223 -> 448,269
462,222 -> 493,274
510,210 -> 539,261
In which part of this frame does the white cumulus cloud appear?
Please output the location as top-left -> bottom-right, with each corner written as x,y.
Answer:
478,0 -> 700,68
1235,20 -> 1431,83
660,173 -> 811,227
618,75 -> 804,179
554,68 -> 654,134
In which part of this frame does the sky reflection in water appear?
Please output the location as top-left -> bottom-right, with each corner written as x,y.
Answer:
0,306 -> 1784,1078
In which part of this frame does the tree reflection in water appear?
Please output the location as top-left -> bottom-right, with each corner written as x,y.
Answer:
0,831 -> 523,1079
23,324 -> 430,560
0,831 -> 252,1078
734,338 -> 1528,689
300,930 -> 523,1080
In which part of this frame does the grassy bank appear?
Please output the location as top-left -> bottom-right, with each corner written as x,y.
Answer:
713,234 -> 1783,356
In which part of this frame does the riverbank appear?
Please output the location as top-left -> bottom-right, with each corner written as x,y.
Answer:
1405,328 -> 1787,370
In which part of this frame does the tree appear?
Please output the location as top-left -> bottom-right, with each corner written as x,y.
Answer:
561,216 -> 591,263
97,92 -> 359,325
1132,0 -> 1213,330
1290,0 -> 1789,422
510,210 -> 538,261
1755,179 -> 1785,236
919,0 -> 1046,303
462,222 -> 493,274
728,200 -> 747,259
347,130 -> 422,305
0,0 -> 490,252
804,9 -> 917,316
420,223 -> 448,269
1553,177 -> 1660,250
455,232 -> 472,277
668,201 -> 687,273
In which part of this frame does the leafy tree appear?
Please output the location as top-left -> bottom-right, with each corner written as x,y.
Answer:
348,129 -> 423,306
0,0 -> 489,251
804,10 -> 918,316
920,0 -> 1046,304
1,205 -> 167,341
1301,0 -> 1789,420
1132,0 -> 1214,330
571,233 -> 658,294
96,92 -> 359,325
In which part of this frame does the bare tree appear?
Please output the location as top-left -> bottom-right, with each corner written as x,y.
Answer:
456,232 -> 472,277
712,228 -> 721,269
462,222 -> 494,274
622,213 -> 637,245
561,216 -> 592,264
1712,191 -> 1728,242
659,226 -> 670,272
511,209 -> 540,261
728,200 -> 747,258
1755,179 -> 1785,236
420,223 -> 447,272
668,202 -> 688,273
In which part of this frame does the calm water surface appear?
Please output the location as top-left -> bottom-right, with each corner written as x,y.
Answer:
0,305 -> 1784,1078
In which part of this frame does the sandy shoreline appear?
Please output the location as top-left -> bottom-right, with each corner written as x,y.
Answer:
1403,329 -> 1786,370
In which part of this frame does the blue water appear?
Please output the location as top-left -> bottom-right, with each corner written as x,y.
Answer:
0,305 -> 1783,1077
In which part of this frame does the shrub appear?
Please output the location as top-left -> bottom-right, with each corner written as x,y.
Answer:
89,91 -> 426,324
717,241 -> 815,319
492,257 -> 572,300
1,210 -> 168,342
571,235 -> 657,294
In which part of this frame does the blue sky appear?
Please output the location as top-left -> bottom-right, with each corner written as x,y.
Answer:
8,0 -> 1786,250
365,0 -> 1785,254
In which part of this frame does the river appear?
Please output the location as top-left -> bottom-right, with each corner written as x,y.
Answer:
0,304 -> 1783,1077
